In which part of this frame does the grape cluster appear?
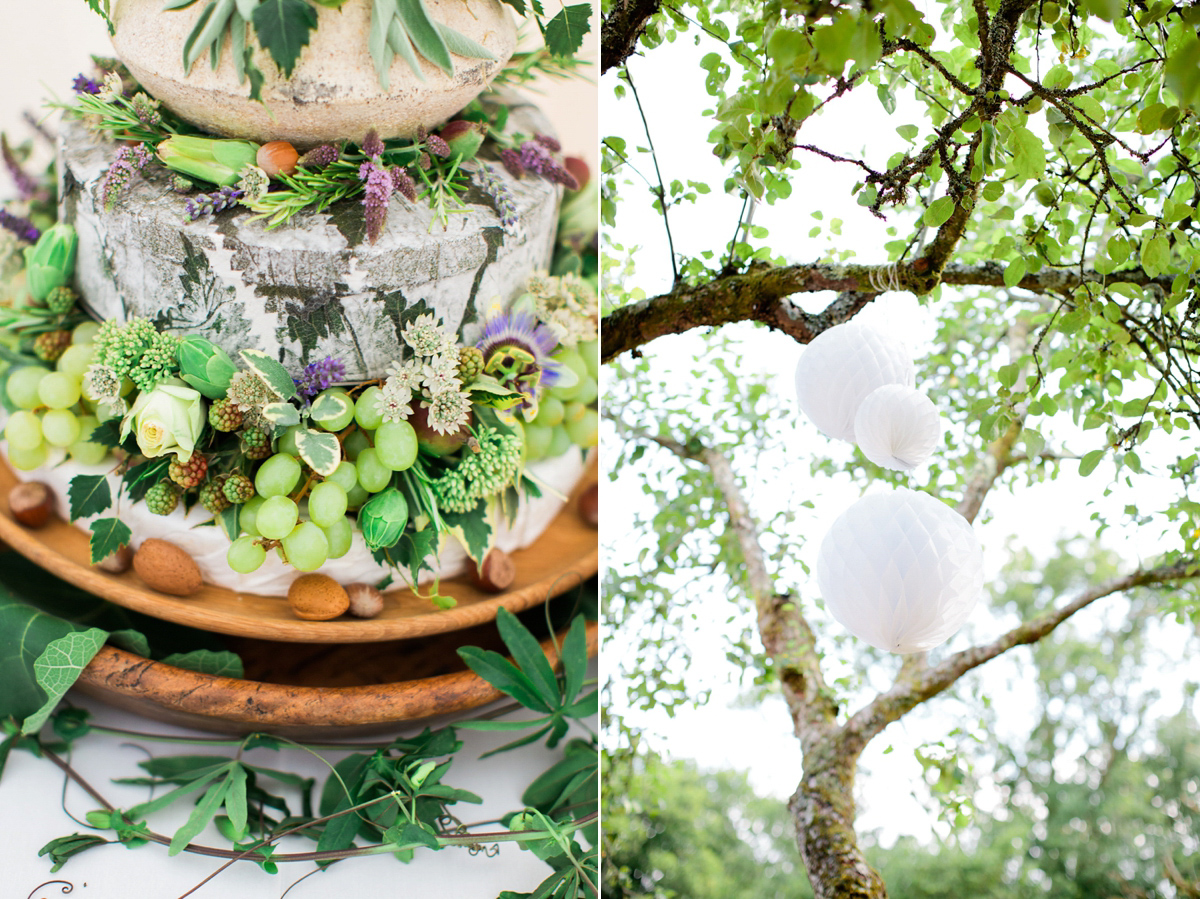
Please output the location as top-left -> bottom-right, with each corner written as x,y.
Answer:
226,386 -> 419,575
3,321 -> 111,471
521,338 -> 600,461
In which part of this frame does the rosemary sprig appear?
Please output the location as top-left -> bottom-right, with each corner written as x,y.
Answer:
242,158 -> 365,229
63,91 -> 181,145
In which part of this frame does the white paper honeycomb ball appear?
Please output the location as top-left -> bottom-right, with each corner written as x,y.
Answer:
853,384 -> 942,471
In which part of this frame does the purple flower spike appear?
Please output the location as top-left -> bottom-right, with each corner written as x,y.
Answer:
358,160 -> 394,244
361,129 -> 384,159
0,208 -> 40,243
295,356 -> 347,399
1,134 -> 40,201
73,74 -> 101,95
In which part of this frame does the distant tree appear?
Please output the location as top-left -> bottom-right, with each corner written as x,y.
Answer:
600,0 -> 1200,895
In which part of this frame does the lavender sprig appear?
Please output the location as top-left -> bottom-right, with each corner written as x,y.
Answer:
295,356 -> 346,399
518,140 -> 579,190
101,143 -> 154,211
477,163 -> 518,232
0,208 -> 40,243
1,134 -> 41,201
358,160 -> 394,244
73,74 -> 101,95
183,186 -> 244,221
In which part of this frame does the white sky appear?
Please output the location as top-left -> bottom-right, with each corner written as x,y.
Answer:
600,12 -> 1200,846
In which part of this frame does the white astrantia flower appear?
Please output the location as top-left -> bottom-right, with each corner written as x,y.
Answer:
422,354 -> 462,394
424,388 -> 471,435
386,359 -> 424,391
376,378 -> 414,423
402,313 -> 455,357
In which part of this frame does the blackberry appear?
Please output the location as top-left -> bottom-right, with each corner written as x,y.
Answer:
241,427 -> 272,460
199,477 -> 231,514
209,398 -> 243,432
145,482 -> 180,516
223,472 -> 255,504
33,330 -> 71,363
169,453 -> 208,488
457,346 -> 484,383
46,286 -> 79,316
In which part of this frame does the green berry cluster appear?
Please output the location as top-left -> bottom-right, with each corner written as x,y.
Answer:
145,481 -> 180,516
431,427 -> 522,513
93,317 -> 180,392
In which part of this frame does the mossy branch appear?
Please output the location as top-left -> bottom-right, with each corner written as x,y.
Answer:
601,0 -> 665,73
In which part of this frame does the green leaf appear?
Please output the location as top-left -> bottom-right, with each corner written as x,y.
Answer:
1165,34 -> 1200,110
217,503 -> 241,544
369,0 -> 397,88
1141,232 -> 1171,278
240,348 -> 298,400
295,428 -> 341,476
457,647 -> 553,712
160,650 -> 245,678
1003,257 -> 1026,288
38,834 -> 111,872
543,4 -> 591,57
1008,126 -> 1046,181
250,0 -> 318,77
169,775 -> 232,855
225,763 -> 249,839
123,457 -> 172,503
309,391 -> 352,423
923,197 -> 955,227
559,615 -> 587,705
89,518 -> 132,566
23,628 -> 108,734
495,607 -> 561,708
442,502 -> 492,565
260,401 -> 301,428
997,363 -> 1019,388
386,10 -> 426,84
395,0 -> 454,75
1079,448 -> 1106,477
436,23 -> 496,60
387,821 -> 441,851
68,474 -> 112,521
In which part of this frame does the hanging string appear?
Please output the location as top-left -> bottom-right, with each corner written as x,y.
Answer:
867,263 -> 901,294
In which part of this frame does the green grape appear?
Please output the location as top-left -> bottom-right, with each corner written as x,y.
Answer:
7,366 -> 50,410
119,377 -> 134,397
355,447 -> 392,493
322,516 -> 353,559
38,372 -> 82,410
546,425 -> 571,459
256,495 -> 299,540
282,521 -> 329,572
68,414 -> 107,465
375,420 -> 418,471
57,344 -> 95,380
5,409 -> 43,450
343,429 -> 370,461
312,388 -> 355,432
308,481 -> 348,527
552,347 -> 588,401
240,495 -> 266,537
8,442 -> 49,471
533,395 -> 565,427
354,387 -> 384,430
72,322 -> 101,345
326,460 -> 357,492
345,483 -> 369,510
524,422 -> 553,461
564,408 -> 599,448
254,453 -> 302,498
573,376 -> 598,407
562,401 -> 587,425
579,338 -> 600,380
276,425 -> 302,457
227,536 -> 266,573
41,408 -> 81,447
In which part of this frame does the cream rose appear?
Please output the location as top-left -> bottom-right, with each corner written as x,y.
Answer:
121,382 -> 206,461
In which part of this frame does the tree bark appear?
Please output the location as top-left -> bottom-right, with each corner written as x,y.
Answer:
601,0 -> 664,73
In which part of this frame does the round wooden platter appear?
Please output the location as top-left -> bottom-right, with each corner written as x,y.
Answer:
73,618 -> 600,739
0,456 -> 598,643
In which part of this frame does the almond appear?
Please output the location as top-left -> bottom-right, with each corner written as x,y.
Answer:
133,538 -> 203,596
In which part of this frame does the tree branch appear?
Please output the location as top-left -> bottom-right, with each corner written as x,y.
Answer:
601,0 -> 664,73
839,557 -> 1197,756
601,259 -> 1174,361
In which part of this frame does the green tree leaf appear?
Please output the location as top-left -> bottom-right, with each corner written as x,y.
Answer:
24,628 -> 108,734
160,650 -> 245,677
89,518 -> 132,566
67,473 -> 112,521
923,197 -> 955,227
250,0 -> 318,77
543,4 -> 592,58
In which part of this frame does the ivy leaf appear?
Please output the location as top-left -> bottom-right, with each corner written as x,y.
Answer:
23,628 -> 108,735
497,0 -> 525,13
294,428 -> 342,476
241,348 -> 298,400
90,518 -> 133,566
261,401 -> 301,428
68,474 -> 112,521
160,650 -> 245,678
389,526 -> 438,584
250,0 -> 318,77
442,502 -> 492,567
542,4 -> 591,57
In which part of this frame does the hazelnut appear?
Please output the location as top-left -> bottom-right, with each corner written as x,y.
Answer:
133,538 -> 203,596
470,548 -> 516,593
577,483 -> 598,529
8,481 -> 54,528
288,573 -> 349,621
95,545 -> 134,574
257,140 -> 299,178
345,582 -> 385,618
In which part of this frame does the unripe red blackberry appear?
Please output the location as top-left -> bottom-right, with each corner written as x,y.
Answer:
209,398 -> 243,432
33,330 -> 71,363
169,453 -> 208,488
46,286 -> 79,316
223,472 -> 255,504
145,482 -> 180,516
241,427 -> 272,459
199,477 -> 232,514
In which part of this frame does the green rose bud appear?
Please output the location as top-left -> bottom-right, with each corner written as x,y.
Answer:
121,382 -> 206,461
359,488 -> 409,551
157,136 -> 261,187
23,223 -> 78,302
177,336 -> 238,399
437,120 -> 487,162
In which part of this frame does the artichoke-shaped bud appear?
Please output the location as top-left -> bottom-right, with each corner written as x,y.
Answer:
177,336 -> 238,399
437,120 -> 486,162
157,136 -> 261,188
359,488 -> 409,551
23,223 -> 78,302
